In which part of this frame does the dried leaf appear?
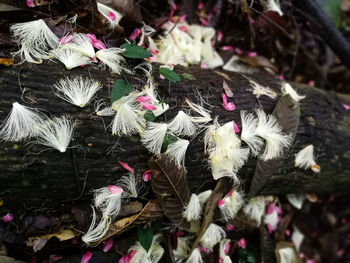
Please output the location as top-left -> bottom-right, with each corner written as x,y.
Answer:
95,200 -> 163,245
149,154 -> 191,230
275,242 -> 302,263
238,55 -> 278,73
249,95 -> 300,197
0,58 -> 14,67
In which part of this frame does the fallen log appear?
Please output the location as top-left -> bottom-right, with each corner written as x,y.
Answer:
0,62 -> 350,210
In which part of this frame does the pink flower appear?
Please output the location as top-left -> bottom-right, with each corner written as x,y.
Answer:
199,18 -> 208,26
118,250 -> 137,263
141,102 -> 156,110
233,121 -> 240,133
198,2 -> 204,9
129,29 -> 142,40
1,213 -> 14,223
237,238 -> 247,249
103,239 -> 113,252
81,251 -> 92,263
224,242 -> 231,254
108,11 -> 116,21
179,14 -> 187,23
235,48 -> 243,55
218,199 -> 224,207
178,25 -> 188,32
118,161 -> 134,173
217,31 -> 223,42
59,35 -> 73,44
143,170 -> 152,181
226,224 -> 234,231
27,0 -> 35,7
199,247 -> 210,253
221,46 -> 234,51
343,104 -> 350,110
248,52 -> 257,57
222,93 -> 236,111
137,96 -> 152,103
86,34 -> 106,50
108,185 -> 123,194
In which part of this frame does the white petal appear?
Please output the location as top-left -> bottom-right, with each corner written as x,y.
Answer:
51,48 -> 91,69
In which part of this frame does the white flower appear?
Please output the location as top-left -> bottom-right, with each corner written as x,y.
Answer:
61,33 -> 95,58
35,116 -> 75,152
281,82 -> 305,102
248,80 -> 277,99
166,138 -> 190,167
167,111 -> 198,137
0,102 -> 46,141
96,48 -> 129,74
200,223 -> 226,250
53,76 -> 102,107
141,122 -> 168,155
173,237 -> 191,262
185,98 -> 212,124
240,110 -> 263,156
117,174 -> 145,199
10,19 -> 59,63
242,196 -> 266,226
219,239 -> 232,263
275,246 -> 299,263
291,226 -> 304,251
94,100 -> 115,117
94,185 -> 123,217
294,145 -> 320,173
286,194 -> 305,209
186,248 -> 203,263
219,189 -> 244,220
267,0 -> 283,16
128,234 -> 164,263
255,109 -> 292,160
97,3 -> 123,29
183,190 -> 212,221
51,48 -> 91,69
111,93 -> 146,136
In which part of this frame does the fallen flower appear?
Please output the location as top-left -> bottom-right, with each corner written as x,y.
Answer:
27,0 -> 35,7
226,224 -> 234,231
237,238 -> 247,249
222,93 -> 236,111
343,104 -> 350,110
81,251 -> 92,263
108,185 -> 123,194
129,29 -> 141,40
233,121 -> 240,133
118,250 -> 137,263
103,238 -> 113,252
118,161 -> 134,173
141,102 -> 156,110
1,213 -> 14,223
86,34 -> 106,50
136,96 -> 152,103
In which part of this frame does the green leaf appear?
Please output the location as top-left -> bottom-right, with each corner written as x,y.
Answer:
121,43 -> 152,58
137,226 -> 153,251
182,73 -> 196,80
159,67 -> 181,83
161,133 -> 178,152
316,0 -> 342,27
144,110 -> 156,122
238,247 -> 257,263
110,79 -> 133,104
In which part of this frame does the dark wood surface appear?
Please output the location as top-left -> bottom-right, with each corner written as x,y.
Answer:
0,61 -> 350,210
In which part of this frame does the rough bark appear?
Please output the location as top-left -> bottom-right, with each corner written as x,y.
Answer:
0,62 -> 350,210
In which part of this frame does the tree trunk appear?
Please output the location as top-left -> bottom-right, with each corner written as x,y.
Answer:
0,62 -> 350,210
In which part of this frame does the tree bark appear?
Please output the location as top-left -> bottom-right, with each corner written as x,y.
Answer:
0,62 -> 350,210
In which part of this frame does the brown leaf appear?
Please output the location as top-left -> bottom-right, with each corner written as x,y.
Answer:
0,58 -> 14,67
149,154 -> 191,230
238,55 -> 278,73
94,200 -> 163,245
249,94 -> 300,197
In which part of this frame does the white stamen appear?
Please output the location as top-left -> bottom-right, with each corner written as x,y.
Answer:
117,174 -> 145,199
10,19 -> 59,63
153,102 -> 169,117
141,122 -> 168,155
264,207 -> 279,232
82,207 -> 111,245
267,0 -> 283,16
183,190 -> 212,221
96,48 -> 130,74
167,111 -> 197,137
294,145 -> 320,173
97,3 -> 123,29
219,239 -> 232,263
61,33 -> 95,58
281,83 -> 305,102
111,93 -> 146,136
291,226 -> 304,251
53,76 -> 102,107
275,246 -> 299,263
94,186 -> 123,217
166,138 -> 189,167
186,248 -> 203,263
248,80 -> 277,99
240,110 -> 263,156
94,100 -> 115,117
219,190 -> 244,220
0,102 -> 46,141
286,194 -> 305,210
173,237 -> 191,262
51,48 -> 91,69
200,223 -> 226,249
36,116 -> 75,152
129,234 -> 164,263
242,196 -> 265,226
185,98 -> 212,124
255,109 -> 292,161
223,56 -> 257,74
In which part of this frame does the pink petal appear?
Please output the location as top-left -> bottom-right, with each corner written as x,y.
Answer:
103,239 -> 113,252
299,253 -> 305,258
137,96 -> 152,103
278,75 -> 285,80
267,223 -> 274,234
86,33 -> 97,41
219,257 -> 224,263
176,231 -> 184,237
337,249 -> 345,257
81,251 -> 92,263
235,48 -> 243,55
221,46 -> 234,51
179,14 -> 187,23
91,57 -> 98,63
108,185 -> 123,194
1,213 -> 14,223
343,104 -> 350,110
160,74 -> 166,79
266,204 -> 275,214
143,170 -> 152,182
169,2 -> 178,18
86,34 -> 106,50
285,229 -> 291,236
218,199 -> 224,207
59,35 -> 73,44
149,49 -> 159,55
224,242 -> 231,254
200,62 -> 208,69
141,102 -> 157,110
248,52 -> 257,57
108,11 -> 116,21
198,2 -> 204,9
217,31 -> 223,42
27,0 -> 35,7
233,121 -> 240,133
118,161 -> 134,173
226,224 -> 234,231
227,189 -> 233,197
237,238 -> 247,249
178,25 -> 188,32
307,80 -> 315,86
49,255 -> 62,263
199,18 -> 208,26
118,250 -> 137,263
306,260 -> 315,263
129,29 -> 142,41
222,93 -> 236,111
199,247 -> 210,253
